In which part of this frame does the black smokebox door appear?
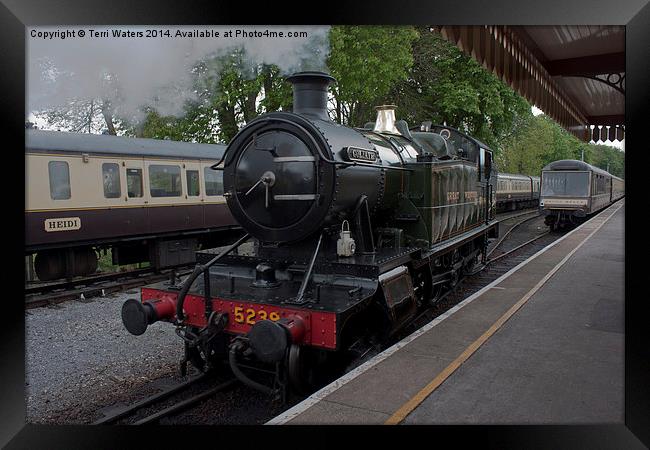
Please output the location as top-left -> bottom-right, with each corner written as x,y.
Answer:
235,130 -> 317,229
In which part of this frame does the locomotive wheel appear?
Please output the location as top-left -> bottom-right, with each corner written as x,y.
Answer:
449,269 -> 460,288
429,283 -> 443,305
287,345 -> 315,394
464,255 -> 478,274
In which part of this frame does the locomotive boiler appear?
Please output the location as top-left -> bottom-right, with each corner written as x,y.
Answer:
121,72 -> 499,396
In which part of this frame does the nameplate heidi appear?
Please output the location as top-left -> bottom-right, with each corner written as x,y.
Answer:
44,217 -> 81,232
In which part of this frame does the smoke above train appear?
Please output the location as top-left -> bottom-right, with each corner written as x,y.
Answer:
27,26 -> 330,122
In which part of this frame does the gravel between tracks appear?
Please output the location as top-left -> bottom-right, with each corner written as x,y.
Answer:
26,290 -> 184,424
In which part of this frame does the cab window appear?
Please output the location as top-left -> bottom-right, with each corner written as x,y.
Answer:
479,148 -> 492,181
48,161 -> 71,200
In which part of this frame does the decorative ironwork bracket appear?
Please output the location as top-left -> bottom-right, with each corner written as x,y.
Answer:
588,73 -> 625,95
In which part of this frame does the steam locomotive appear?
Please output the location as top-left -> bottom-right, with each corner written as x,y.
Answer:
121,72 -> 499,396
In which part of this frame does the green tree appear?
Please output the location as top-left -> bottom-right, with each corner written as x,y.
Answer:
588,144 -> 625,178
128,52 -> 293,143
386,28 -> 533,151
497,114 -> 624,178
327,26 -> 419,126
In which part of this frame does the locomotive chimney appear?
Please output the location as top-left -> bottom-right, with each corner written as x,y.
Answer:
286,71 -> 335,121
373,105 -> 400,134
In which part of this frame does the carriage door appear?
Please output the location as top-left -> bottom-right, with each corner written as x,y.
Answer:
183,159 -> 203,229
123,158 -> 148,236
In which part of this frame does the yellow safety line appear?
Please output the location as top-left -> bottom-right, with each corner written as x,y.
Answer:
384,202 -> 623,425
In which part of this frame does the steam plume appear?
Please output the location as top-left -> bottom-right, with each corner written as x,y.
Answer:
28,26 -> 331,122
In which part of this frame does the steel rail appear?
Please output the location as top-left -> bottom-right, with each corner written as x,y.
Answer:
132,379 -> 237,425
92,374 -> 209,425
487,211 -> 541,258
495,208 -> 539,223
25,267 -> 155,295
486,231 -> 551,264
25,267 -> 193,309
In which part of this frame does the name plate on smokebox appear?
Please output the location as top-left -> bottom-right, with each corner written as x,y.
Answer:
344,146 -> 379,163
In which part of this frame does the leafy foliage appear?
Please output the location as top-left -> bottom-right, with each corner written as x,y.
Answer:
123,53 -> 293,143
385,27 -> 533,150
327,26 -> 419,126
497,114 -> 624,178
585,143 -> 625,178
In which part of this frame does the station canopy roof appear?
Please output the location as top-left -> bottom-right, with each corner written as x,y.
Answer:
436,25 -> 625,143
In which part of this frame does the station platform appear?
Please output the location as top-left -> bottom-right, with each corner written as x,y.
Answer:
268,200 -> 624,425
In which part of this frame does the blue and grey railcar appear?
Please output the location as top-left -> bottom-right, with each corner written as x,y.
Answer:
540,159 -> 624,231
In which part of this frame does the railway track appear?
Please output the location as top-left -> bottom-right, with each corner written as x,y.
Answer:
25,266 -> 192,309
490,210 -> 541,255
496,208 -> 540,223
93,374 -> 237,425
487,231 -> 550,264
26,267 -> 153,295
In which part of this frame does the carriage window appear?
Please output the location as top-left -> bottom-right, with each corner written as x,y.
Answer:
48,161 -> 71,200
127,168 -> 143,198
204,167 -> 223,196
102,163 -> 121,198
149,165 -> 181,197
186,170 -> 200,196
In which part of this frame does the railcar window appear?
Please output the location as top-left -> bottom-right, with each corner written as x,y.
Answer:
127,168 -> 143,198
48,161 -> 71,200
541,172 -> 589,197
186,170 -> 200,196
596,175 -> 608,194
149,165 -> 181,197
204,167 -> 223,196
102,163 -> 121,198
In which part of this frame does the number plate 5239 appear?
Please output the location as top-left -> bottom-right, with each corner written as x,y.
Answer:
233,306 -> 280,325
